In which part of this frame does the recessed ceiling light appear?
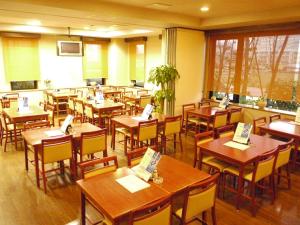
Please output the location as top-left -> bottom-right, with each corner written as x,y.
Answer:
200,6 -> 209,12
148,3 -> 172,9
26,20 -> 41,26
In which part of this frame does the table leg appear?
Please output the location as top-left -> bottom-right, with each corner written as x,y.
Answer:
236,166 -> 245,210
292,139 -> 299,170
130,128 -> 134,152
197,148 -> 203,169
185,113 -> 189,135
112,121 -> 116,150
34,146 -> 40,188
24,140 -> 28,171
81,192 -> 86,225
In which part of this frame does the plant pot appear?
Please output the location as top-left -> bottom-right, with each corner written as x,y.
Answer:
256,101 -> 267,109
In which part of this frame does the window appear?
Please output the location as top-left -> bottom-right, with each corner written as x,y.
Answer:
129,41 -> 146,85
207,27 -> 300,111
82,41 -> 108,79
2,37 -> 40,82
10,81 -> 38,90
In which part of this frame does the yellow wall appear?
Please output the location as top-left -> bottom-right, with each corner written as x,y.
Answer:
175,28 -> 206,114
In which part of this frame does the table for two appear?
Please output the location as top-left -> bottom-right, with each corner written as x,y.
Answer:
22,123 -> 101,187
198,134 -> 284,210
77,155 -> 210,225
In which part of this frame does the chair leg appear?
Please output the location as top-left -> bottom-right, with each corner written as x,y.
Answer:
193,148 -> 198,168
179,132 -> 183,152
277,167 -> 281,185
250,182 -> 256,216
286,164 -> 291,189
173,134 -> 176,151
211,206 -> 217,225
42,163 -> 47,193
202,211 -> 207,224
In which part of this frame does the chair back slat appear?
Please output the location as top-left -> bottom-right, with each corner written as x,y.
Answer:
164,115 -> 182,136
81,129 -> 107,156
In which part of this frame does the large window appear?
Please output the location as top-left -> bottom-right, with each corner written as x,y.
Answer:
82,40 -> 108,79
129,41 -> 146,84
207,27 -> 300,111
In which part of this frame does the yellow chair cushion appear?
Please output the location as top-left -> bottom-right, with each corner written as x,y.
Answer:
82,135 -> 106,155
41,142 -> 72,164
133,205 -> 171,225
276,147 -> 292,169
188,118 -> 201,125
84,165 -> 117,179
219,131 -> 234,138
165,120 -> 181,136
204,159 -> 230,172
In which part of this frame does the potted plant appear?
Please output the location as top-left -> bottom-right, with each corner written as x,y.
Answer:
256,96 -> 267,109
148,65 -> 180,113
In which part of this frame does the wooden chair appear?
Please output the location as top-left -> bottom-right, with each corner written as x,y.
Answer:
194,131 -> 214,168
215,124 -> 235,139
253,117 -> 267,135
48,93 -> 67,117
67,97 -> 76,115
135,95 -> 152,114
78,129 -> 108,164
270,114 -> 281,123
223,147 -> 279,216
39,135 -> 73,193
198,100 -> 211,108
203,110 -> 229,137
228,107 -> 242,128
182,103 -> 200,134
275,139 -> 294,193
45,104 -> 55,126
74,99 -> 85,122
129,196 -> 172,225
160,115 -> 183,154
173,173 -> 219,225
84,103 -> 99,125
0,112 -> 22,152
125,119 -> 158,154
79,156 -> 118,225
24,120 -> 50,130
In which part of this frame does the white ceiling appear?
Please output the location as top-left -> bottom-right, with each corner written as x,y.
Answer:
0,0 -> 300,38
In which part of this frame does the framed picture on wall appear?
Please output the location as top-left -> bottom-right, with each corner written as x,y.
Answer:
57,41 -> 83,56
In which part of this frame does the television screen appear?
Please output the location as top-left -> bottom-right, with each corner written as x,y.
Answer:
57,41 -> 82,56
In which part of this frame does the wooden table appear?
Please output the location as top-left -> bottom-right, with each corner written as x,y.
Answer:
77,155 -> 210,225
111,114 -> 165,151
51,92 -> 78,117
186,106 -> 225,134
3,106 -> 49,149
22,123 -> 101,187
198,134 -> 284,210
259,119 -> 300,169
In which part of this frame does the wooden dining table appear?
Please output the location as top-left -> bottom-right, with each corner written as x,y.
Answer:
76,155 -> 210,225
22,123 -> 101,187
111,114 -> 166,151
198,134 -> 284,210
3,106 -> 49,149
259,119 -> 300,169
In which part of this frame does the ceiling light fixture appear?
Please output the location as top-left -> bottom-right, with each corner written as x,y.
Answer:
26,20 -> 41,26
200,6 -> 209,12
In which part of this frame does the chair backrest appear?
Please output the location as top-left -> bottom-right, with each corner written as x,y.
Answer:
215,124 -> 235,139
75,99 -> 84,114
137,90 -> 148,96
139,95 -> 152,108
68,97 -> 75,111
213,110 -> 228,129
181,173 -> 219,223
182,103 -> 196,123
138,119 -> 158,142
252,147 -> 278,182
195,131 -> 214,148
45,104 -> 55,126
24,120 -> 50,131
48,94 -> 54,105
270,114 -> 281,123
164,115 -> 182,136
43,91 -> 48,104
253,117 -> 267,135
198,100 -> 211,108
275,139 -> 294,169
80,129 -> 107,157
0,113 -> 8,131
129,196 -> 172,225
127,147 -> 148,167
228,107 -> 242,124
41,135 -> 73,164
84,103 -> 94,120
79,156 -> 118,179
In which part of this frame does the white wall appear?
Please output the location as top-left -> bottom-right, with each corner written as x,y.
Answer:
175,29 -> 206,114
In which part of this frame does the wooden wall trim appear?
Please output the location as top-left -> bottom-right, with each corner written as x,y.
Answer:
124,36 -> 147,42
0,32 -> 41,38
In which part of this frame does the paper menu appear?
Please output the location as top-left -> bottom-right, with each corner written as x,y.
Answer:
141,104 -> 154,120
45,130 -> 64,137
233,122 -> 252,144
224,141 -> 250,151
60,115 -> 74,133
131,148 -> 161,181
18,97 -> 30,112
295,107 -> 300,123
116,175 -> 150,193
218,96 -> 229,109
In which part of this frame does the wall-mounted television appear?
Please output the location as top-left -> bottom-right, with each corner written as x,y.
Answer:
57,41 -> 83,56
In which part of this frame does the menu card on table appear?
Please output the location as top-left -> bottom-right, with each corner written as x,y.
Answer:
132,104 -> 154,121
116,174 -> 150,193
60,115 -> 74,133
218,96 -> 229,109
131,147 -> 161,181
18,97 -> 30,113
232,122 -> 252,144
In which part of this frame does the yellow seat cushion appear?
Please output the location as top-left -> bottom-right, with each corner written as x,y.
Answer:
202,155 -> 215,163
223,165 -> 255,181
205,158 -> 231,172
188,118 -> 202,125
116,127 -> 130,135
